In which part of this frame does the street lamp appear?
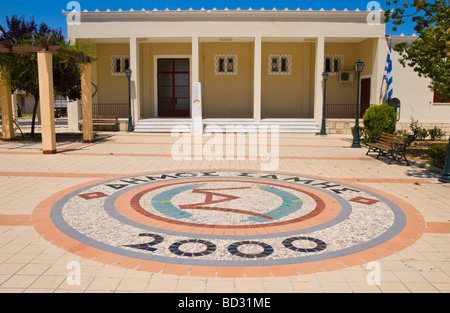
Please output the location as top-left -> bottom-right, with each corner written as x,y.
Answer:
439,136 -> 450,183
125,68 -> 134,132
320,71 -> 329,135
351,60 -> 365,148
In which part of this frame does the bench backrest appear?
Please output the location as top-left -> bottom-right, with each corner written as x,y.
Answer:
379,133 -> 405,143
379,133 -> 414,147
93,116 -> 118,121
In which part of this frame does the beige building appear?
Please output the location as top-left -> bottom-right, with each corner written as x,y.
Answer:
64,8 -> 450,134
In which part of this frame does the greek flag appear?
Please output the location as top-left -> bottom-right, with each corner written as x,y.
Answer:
383,41 -> 394,103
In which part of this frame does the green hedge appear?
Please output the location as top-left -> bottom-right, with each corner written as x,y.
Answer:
362,104 -> 396,141
429,144 -> 447,169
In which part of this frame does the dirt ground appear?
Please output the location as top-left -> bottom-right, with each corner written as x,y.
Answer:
406,140 -> 448,166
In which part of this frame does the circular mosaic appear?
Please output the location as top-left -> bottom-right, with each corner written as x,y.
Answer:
129,180 -> 327,229
33,170 -> 425,276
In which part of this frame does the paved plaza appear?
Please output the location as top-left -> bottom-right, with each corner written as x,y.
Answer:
0,132 -> 449,293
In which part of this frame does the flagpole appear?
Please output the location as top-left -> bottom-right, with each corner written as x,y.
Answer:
379,36 -> 390,104
379,76 -> 385,104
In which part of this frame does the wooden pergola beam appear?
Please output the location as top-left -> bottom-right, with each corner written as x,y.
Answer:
81,63 -> 93,143
0,43 -> 12,53
12,46 -> 47,53
0,42 -> 96,63
48,46 -> 95,63
37,52 -> 56,154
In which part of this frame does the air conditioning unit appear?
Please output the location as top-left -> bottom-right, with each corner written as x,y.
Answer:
339,71 -> 354,83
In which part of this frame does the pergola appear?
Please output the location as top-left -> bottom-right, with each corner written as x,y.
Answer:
0,43 -> 95,153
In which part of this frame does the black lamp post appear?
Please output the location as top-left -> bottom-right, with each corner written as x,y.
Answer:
125,68 -> 134,132
351,60 -> 365,148
320,71 -> 329,135
439,136 -> 450,183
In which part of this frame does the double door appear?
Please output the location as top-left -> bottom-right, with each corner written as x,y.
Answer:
157,58 -> 190,117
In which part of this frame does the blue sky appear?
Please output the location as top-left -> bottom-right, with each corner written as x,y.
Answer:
1,0 -> 417,37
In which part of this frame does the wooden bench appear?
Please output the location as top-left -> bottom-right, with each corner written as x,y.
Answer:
79,116 -> 119,131
366,132 -> 414,165
93,116 -> 119,131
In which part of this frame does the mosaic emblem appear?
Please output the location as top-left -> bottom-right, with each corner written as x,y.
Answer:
137,182 -> 307,226
34,170 -> 423,276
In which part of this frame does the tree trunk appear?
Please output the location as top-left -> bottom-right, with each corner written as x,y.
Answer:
31,95 -> 39,138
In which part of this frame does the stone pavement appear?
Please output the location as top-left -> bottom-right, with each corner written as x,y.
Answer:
0,132 -> 449,293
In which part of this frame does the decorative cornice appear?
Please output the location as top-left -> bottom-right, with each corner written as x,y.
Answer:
63,7 -> 383,13
63,7 -> 386,24
389,34 -> 420,45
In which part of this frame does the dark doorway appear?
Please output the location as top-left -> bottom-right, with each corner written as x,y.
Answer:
360,77 -> 371,118
157,58 -> 190,117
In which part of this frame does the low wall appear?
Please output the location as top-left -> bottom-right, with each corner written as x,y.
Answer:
325,119 -> 358,135
396,122 -> 450,135
326,119 -> 450,136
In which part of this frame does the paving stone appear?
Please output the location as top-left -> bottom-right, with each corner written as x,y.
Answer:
0,133 -> 448,293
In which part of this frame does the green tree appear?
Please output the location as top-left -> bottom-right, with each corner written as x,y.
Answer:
385,0 -> 450,101
0,15 -> 87,137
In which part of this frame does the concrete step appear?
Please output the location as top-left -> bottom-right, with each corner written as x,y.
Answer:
134,118 -> 320,134
136,119 -> 191,125
204,119 -> 254,124
261,119 -> 318,125
134,118 -> 192,133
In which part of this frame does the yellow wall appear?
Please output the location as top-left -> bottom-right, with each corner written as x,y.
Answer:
261,42 -> 314,118
96,43 -> 130,105
358,39 -> 374,77
324,40 -> 375,105
201,42 -> 253,118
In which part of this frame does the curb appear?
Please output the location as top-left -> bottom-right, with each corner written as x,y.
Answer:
409,159 -> 443,175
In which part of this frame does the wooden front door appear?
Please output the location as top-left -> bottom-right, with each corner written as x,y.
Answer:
360,77 -> 371,118
157,58 -> 190,117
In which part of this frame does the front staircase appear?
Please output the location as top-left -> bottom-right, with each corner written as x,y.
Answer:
261,119 -> 320,135
134,118 -> 320,135
134,118 -> 192,133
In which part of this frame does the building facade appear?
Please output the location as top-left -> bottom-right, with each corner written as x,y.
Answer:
65,8 -> 450,134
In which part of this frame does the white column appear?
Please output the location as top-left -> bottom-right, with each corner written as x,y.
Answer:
192,35 -> 200,84
314,36 -> 325,124
253,36 -> 262,123
192,82 -> 203,135
130,37 -> 140,126
373,37 -> 387,104
191,36 -> 202,134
